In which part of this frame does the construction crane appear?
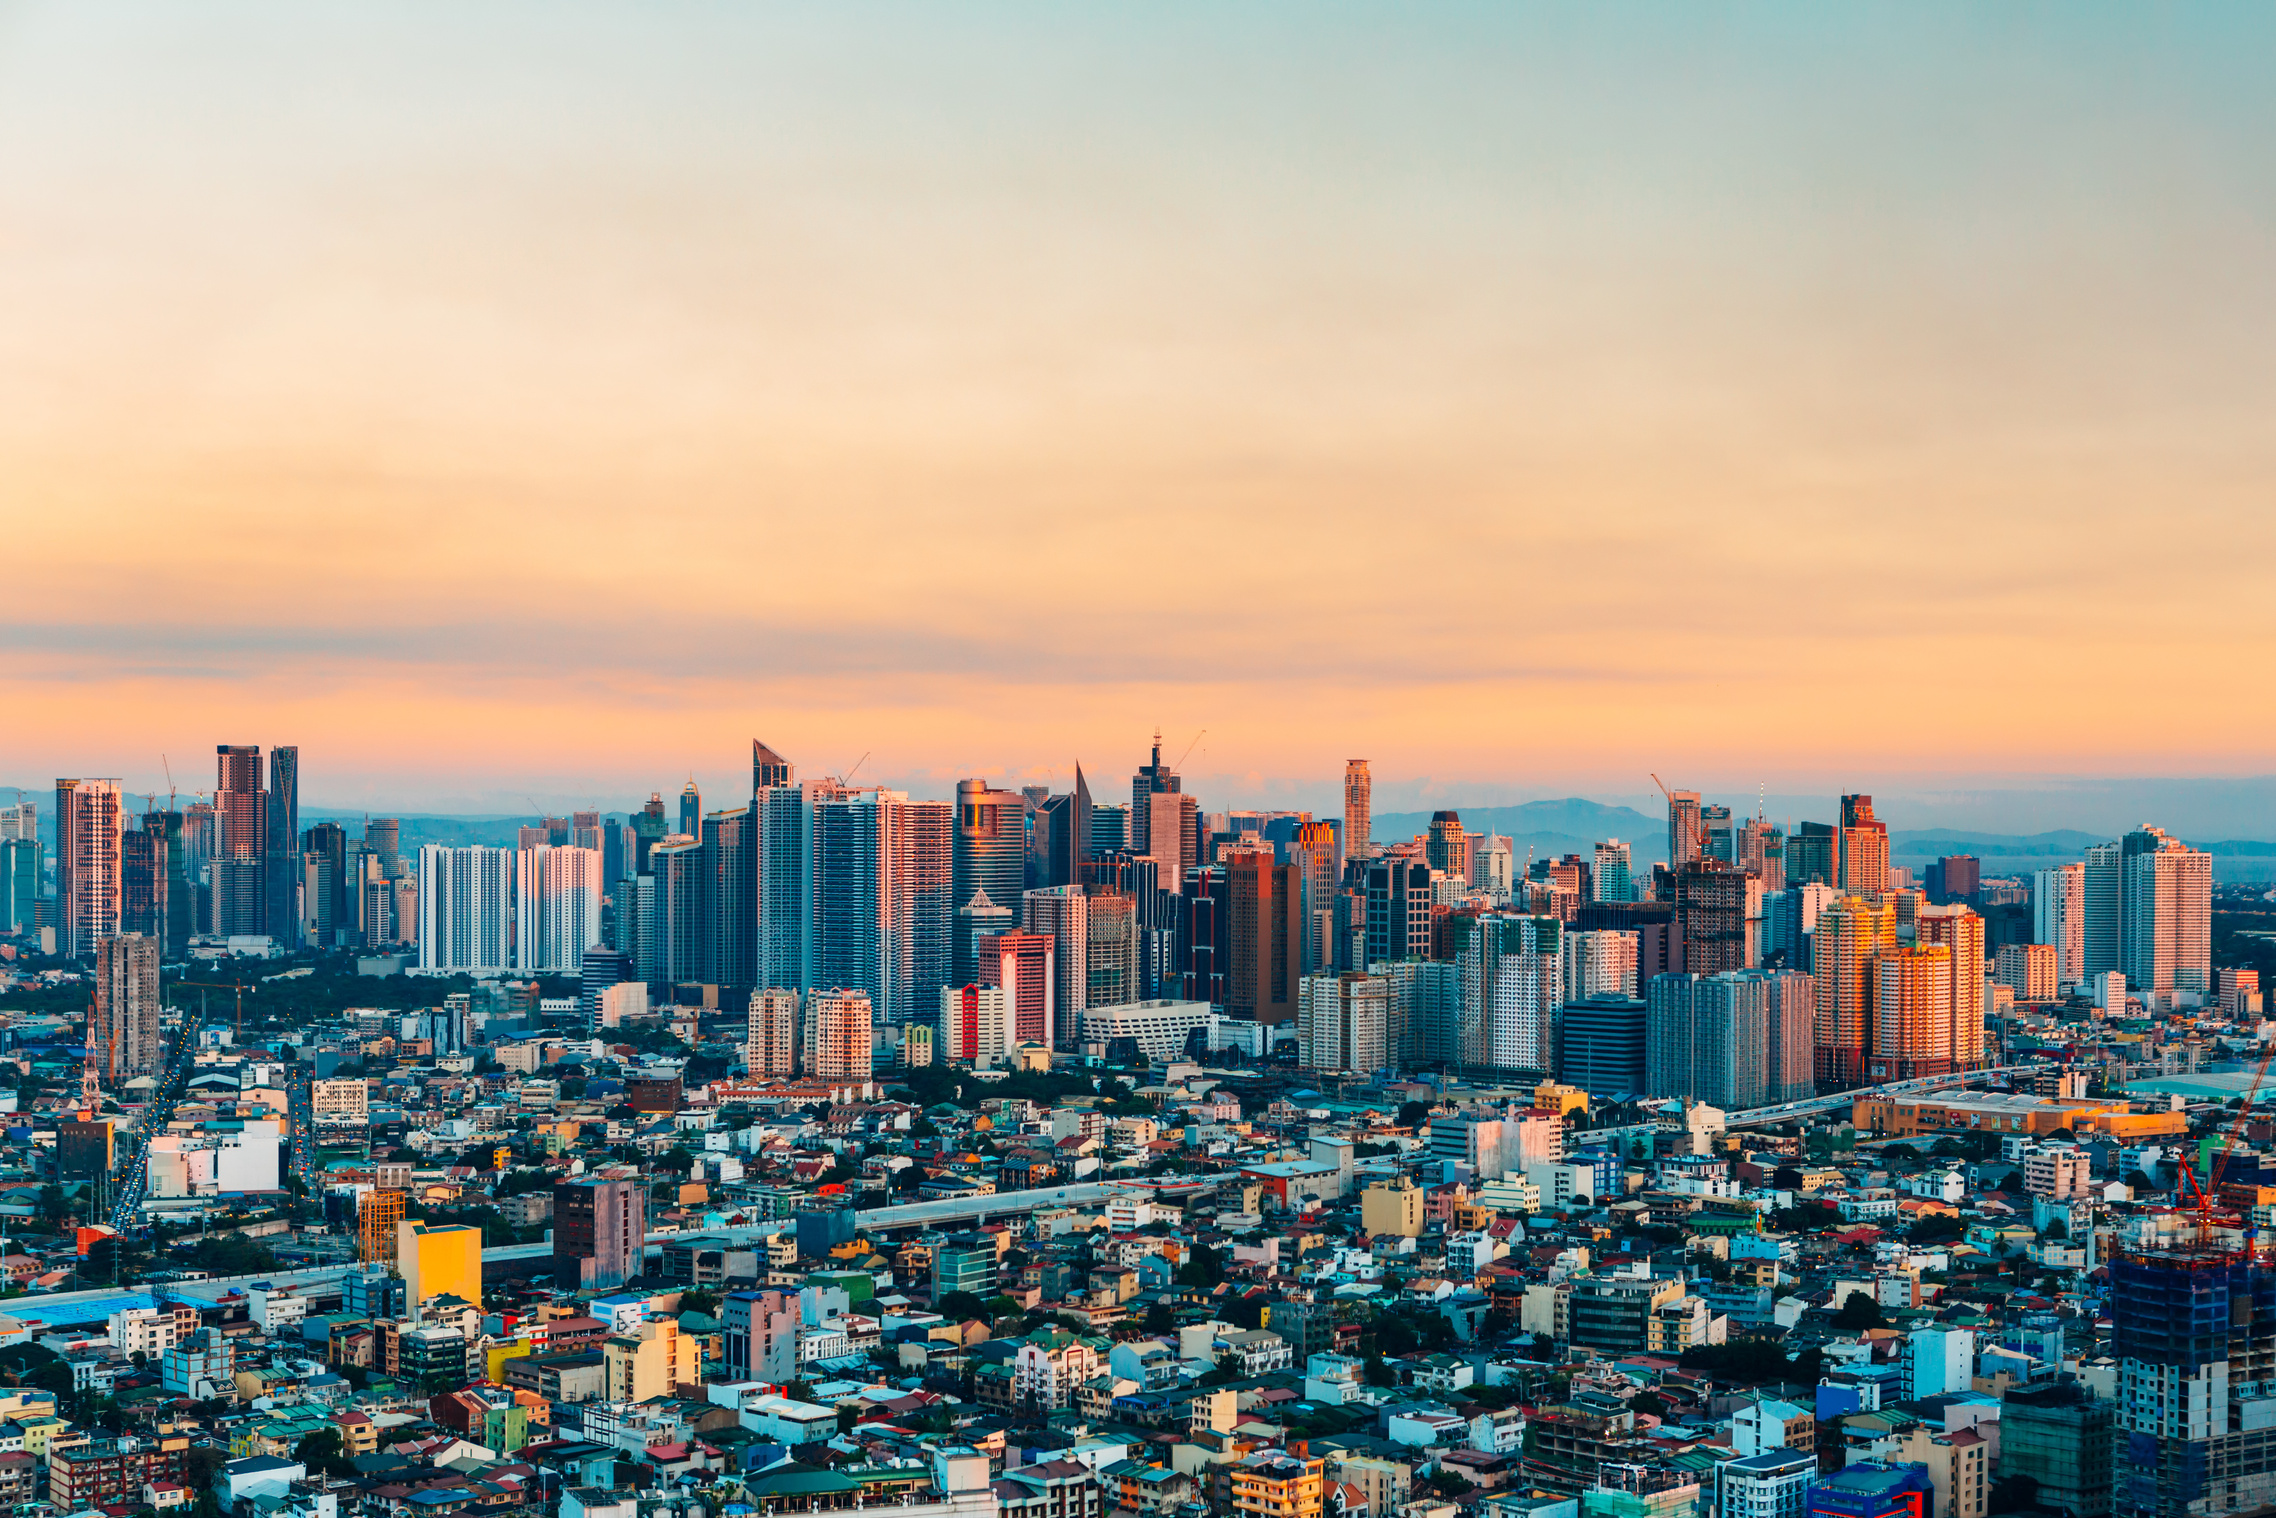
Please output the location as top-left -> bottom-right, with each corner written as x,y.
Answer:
1173,729 -> 1206,771
1650,773 -> 1712,859
161,755 -> 178,810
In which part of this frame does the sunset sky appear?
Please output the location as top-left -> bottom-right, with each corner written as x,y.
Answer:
5,4 -> 2275,820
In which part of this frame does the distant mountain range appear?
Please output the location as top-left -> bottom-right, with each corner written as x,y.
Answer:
1373,798 -> 1668,865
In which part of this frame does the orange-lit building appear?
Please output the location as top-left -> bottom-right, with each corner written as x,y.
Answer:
1853,1092 -> 2186,1140
1813,896 -> 1896,1086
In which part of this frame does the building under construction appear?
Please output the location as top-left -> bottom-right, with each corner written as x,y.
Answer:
2114,1241 -> 2276,1518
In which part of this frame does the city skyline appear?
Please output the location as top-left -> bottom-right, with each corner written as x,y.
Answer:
8,5 -> 2276,806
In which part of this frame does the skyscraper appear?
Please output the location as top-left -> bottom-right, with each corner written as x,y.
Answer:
938,982 -> 1010,1068
96,932 -> 162,1080
55,778 -> 125,959
1765,969 -> 1815,1104
300,821 -> 350,947
811,790 -> 953,1026
212,746 -> 267,938
1676,858 -> 1755,973
1813,895 -> 1897,1087
1364,855 -> 1432,964
1702,804 -> 1734,865
517,845 -> 603,972
1444,912 -> 1561,1072
1591,840 -> 1634,903
1085,892 -> 1138,1009
2122,827 -> 2212,997
1838,794 -> 1889,896
1870,944 -> 1956,1080
649,834 -> 708,985
753,769 -> 821,992
678,778 -> 701,838
1787,821 -> 1837,887
1563,929 -> 1639,1001
265,745 -> 300,947
1375,957 -> 1457,1067
752,739 -> 792,791
1666,790 -> 1703,870
1021,885 -> 1088,1045
746,988 -> 796,1077
1647,970 -> 1769,1109
1343,760 -> 1372,863
121,821 -> 168,946
417,845 -> 514,974
953,779 -> 1026,981
1132,733 -> 1181,867
1088,803 -> 1130,855
1297,972 -> 1388,1074
1916,903 -> 1988,1069
2034,861 -> 2086,990
1426,812 -> 1468,883
977,930 -> 1055,1048
1294,819 -> 1342,970
801,988 -> 874,1079
1225,851 -> 1302,1030
703,805 -> 755,987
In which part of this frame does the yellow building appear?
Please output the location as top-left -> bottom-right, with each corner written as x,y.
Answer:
1852,1092 -> 2186,1140
1231,1450 -> 1324,1518
1360,1176 -> 1424,1239
602,1318 -> 688,1403
397,1221 -> 483,1308
486,1339 -> 535,1383
1534,1081 -> 1589,1119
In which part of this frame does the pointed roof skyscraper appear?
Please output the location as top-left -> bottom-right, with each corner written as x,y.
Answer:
753,740 -> 793,791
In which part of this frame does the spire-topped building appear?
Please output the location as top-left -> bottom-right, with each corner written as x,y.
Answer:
752,740 -> 792,791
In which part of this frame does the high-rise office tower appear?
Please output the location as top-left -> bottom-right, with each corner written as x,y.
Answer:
1294,819 -> 1342,970
649,835 -> 708,985
1088,804 -> 1131,856
554,1178 -> 646,1292
953,779 -> 1027,981
2122,828 -> 2213,997
1812,895 -> 1897,1086
1021,886 -> 1088,1044
2083,841 -> 2123,978
1375,957 -> 1456,1067
1647,971 -> 1769,1108
801,988 -> 873,1079
1364,856 -> 1432,964
365,818 -> 402,878
702,807 -> 755,987
1025,765 -> 1093,892
1676,858 -> 1755,973
1426,812 -> 1468,883
265,745 -> 300,947
753,769 -> 821,993
1591,840 -> 1634,904
1132,732 -> 1182,871
1838,794 -> 1889,896
1870,944 -> 1955,1080
1142,792 -> 1197,896
746,988 -> 797,1077
1563,929 -> 1640,1001
1666,790 -> 1703,870
1916,903 -> 1988,1069
2034,861 -> 2086,990
211,746 -> 267,938
1926,854 -> 1981,905
517,844 -> 603,972
631,793 -> 669,877
1085,892 -> 1138,1009
1297,972 -> 1388,1074
938,982 -> 1010,1068
1468,835 -> 1513,903
1442,912 -> 1561,1072
96,932 -> 162,1080
1344,760 -> 1372,863
1702,805 -> 1734,865
0,801 -> 40,939
678,779 -> 701,838
417,845 -> 514,974
122,822 -> 168,946
1788,822 -> 1837,888
1225,851 -> 1302,1029
977,930 -> 1054,1048
811,791 -> 953,1026
752,739 -> 792,791
55,778 -> 125,959
300,822 -> 350,947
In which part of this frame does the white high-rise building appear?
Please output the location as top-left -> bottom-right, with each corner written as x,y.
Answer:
515,845 -> 602,972
1468,836 -> 1514,902
2033,861 -> 2086,990
1563,929 -> 1639,1001
802,988 -> 874,1080
938,982 -> 1010,1069
417,845 -> 513,974
1297,973 -> 1388,1074
747,988 -> 796,1078
1591,840 -> 1634,903
55,779 -> 125,959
